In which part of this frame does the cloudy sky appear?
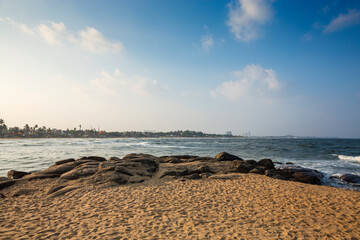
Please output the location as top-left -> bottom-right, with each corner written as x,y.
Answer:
1,0 -> 360,137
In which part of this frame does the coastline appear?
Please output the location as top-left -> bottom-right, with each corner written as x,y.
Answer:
1,174 -> 359,239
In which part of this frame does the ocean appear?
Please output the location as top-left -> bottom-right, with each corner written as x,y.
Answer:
1,137 -> 359,189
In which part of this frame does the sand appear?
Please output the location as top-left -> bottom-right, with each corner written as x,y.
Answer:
0,174 -> 359,239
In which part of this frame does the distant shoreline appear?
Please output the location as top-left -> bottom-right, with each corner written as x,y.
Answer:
0,136 -> 243,140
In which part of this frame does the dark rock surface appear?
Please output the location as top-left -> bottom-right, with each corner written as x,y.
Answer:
0,152 -> 330,196
215,152 -> 243,161
258,159 -> 275,169
7,170 -> 30,179
55,159 -> 75,166
340,174 -> 360,184
0,178 -> 16,190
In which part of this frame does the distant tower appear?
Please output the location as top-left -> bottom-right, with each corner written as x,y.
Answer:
225,131 -> 232,136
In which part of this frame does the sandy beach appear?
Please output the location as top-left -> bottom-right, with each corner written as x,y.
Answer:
1,174 -> 359,239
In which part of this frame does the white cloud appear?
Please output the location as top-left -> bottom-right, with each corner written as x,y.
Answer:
3,18 -> 122,54
211,64 -> 280,100
68,27 -> 123,54
201,34 -> 214,51
92,69 -> 161,96
4,17 -> 35,35
227,0 -> 273,41
323,9 -> 360,33
37,22 -> 66,45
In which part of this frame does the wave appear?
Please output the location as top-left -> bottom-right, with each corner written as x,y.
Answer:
333,154 -> 360,163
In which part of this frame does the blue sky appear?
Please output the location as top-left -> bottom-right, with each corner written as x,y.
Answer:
0,0 -> 360,137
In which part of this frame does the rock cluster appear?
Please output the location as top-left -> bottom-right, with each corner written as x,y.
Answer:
3,152 -> 355,198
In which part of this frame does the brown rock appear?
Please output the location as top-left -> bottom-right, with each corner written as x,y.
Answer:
55,158 -> 75,166
13,188 -> 38,197
258,159 -> 275,169
7,170 -> 30,179
293,172 -> 322,185
47,185 -> 67,195
60,165 -> 98,180
215,152 -> 243,161
249,166 -> 267,174
0,179 -> 16,190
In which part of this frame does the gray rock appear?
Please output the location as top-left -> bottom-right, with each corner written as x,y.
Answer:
340,174 -> 360,184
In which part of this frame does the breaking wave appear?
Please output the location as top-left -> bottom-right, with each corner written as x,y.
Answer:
334,154 -> 360,163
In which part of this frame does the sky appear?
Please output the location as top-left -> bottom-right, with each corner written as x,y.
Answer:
0,0 -> 360,138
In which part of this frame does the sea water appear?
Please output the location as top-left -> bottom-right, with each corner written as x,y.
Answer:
1,137 -> 359,188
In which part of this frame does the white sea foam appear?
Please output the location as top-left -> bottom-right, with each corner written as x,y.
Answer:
334,154 -> 360,163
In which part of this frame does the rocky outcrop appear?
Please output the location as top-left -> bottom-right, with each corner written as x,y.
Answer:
7,170 -> 30,179
265,166 -> 324,185
215,152 -> 243,161
55,159 -> 75,166
0,153 -> 329,196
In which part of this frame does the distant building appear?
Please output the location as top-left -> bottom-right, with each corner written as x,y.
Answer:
225,131 -> 232,136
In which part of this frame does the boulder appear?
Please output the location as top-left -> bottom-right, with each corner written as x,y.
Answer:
258,159 -> 275,169
293,172 -> 322,185
233,160 -> 257,173
215,152 -> 243,161
0,193 -> 5,198
55,158 -> 75,166
7,170 -> 30,179
265,165 -> 324,185
340,174 -> 360,184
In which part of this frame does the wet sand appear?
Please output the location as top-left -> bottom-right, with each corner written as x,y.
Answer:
1,174 -> 359,239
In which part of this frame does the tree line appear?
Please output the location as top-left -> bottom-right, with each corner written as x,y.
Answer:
0,119 -> 233,138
